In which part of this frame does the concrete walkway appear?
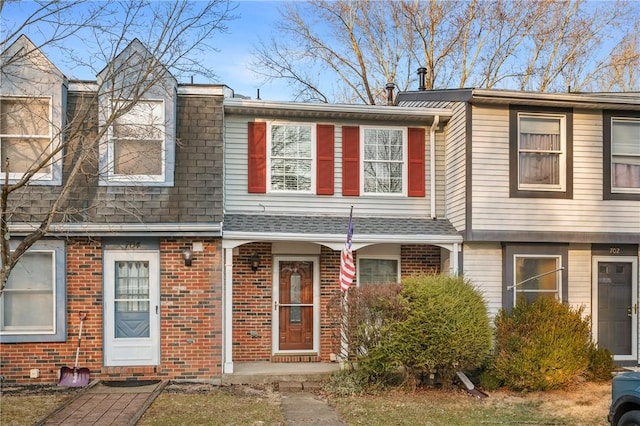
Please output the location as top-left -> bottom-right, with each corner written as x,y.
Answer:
281,390 -> 345,425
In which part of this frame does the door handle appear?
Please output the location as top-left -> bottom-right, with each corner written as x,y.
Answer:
274,301 -> 278,311
628,305 -> 637,317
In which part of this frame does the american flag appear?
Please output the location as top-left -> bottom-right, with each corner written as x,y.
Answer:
340,208 -> 355,292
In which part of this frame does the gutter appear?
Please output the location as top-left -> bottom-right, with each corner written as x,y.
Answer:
8,222 -> 222,237
430,115 -> 440,219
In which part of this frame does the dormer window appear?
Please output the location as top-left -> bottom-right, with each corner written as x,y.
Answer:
0,97 -> 52,181
108,100 -> 165,181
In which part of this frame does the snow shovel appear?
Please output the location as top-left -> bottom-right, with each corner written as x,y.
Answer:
59,312 -> 90,387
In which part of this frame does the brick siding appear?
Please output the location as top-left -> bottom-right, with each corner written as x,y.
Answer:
0,237 -> 223,384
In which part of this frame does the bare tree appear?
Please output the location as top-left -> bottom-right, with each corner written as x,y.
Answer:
251,0 -> 639,104
0,1 -> 235,292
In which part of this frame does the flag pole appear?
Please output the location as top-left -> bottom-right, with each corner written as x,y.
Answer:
339,206 -> 354,363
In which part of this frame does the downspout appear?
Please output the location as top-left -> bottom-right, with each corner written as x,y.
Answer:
430,115 -> 440,219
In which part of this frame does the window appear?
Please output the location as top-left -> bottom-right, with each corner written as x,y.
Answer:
358,257 -> 400,285
513,255 -> 562,305
503,243 -> 568,311
0,97 -> 52,180
108,100 -> 165,182
362,127 -> 406,194
610,117 -> 640,195
269,123 -> 314,192
510,107 -> 572,198
517,114 -> 565,190
0,240 -> 66,342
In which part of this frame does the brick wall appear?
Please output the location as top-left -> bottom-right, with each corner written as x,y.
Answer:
231,243 -> 441,363
0,236 -> 223,384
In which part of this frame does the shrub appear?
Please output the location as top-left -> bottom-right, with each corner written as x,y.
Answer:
491,297 -> 593,391
358,274 -> 492,388
586,345 -> 614,382
322,369 -> 369,396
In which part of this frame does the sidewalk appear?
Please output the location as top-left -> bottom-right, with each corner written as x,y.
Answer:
37,379 -> 345,425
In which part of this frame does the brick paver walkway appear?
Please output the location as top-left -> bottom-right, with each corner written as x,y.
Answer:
38,382 -> 163,426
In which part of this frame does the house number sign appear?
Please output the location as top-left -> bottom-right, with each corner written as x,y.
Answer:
122,241 -> 142,249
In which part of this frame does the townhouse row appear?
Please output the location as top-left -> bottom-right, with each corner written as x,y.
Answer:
0,36 -> 638,383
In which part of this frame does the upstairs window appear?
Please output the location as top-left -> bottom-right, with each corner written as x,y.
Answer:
518,114 -> 565,190
0,97 -> 52,180
269,123 -> 314,192
108,100 -> 165,182
611,118 -> 640,193
510,107 -> 573,199
362,127 -> 406,195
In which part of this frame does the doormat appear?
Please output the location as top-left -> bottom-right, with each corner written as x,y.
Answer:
102,380 -> 161,387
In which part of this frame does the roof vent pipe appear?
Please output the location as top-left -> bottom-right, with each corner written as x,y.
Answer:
386,82 -> 395,105
417,67 -> 427,91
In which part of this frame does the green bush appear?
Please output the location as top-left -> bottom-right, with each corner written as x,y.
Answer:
358,274 -> 492,388
491,297 -> 593,391
586,345 -> 614,382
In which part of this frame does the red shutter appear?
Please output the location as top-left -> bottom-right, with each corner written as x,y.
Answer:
408,127 -> 426,197
342,126 -> 360,196
316,124 -> 335,195
248,122 -> 267,193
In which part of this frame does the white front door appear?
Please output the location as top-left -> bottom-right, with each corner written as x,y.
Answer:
104,250 -> 160,366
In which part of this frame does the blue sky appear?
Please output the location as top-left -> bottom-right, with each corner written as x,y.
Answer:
207,1 -> 289,99
2,1 -> 292,100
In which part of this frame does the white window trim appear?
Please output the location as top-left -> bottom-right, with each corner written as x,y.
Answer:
610,117 -> 640,194
0,249 -> 56,335
360,126 -> 408,196
105,99 -> 167,183
512,254 -> 562,305
0,96 -> 55,182
517,112 -> 567,192
356,255 -> 401,286
266,121 -> 316,194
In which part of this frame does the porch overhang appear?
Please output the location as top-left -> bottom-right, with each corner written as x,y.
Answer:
222,214 -> 462,251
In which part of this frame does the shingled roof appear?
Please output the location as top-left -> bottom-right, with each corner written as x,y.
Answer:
223,214 -> 462,247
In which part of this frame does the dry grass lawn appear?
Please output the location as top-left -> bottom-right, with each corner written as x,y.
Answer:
0,380 -> 611,426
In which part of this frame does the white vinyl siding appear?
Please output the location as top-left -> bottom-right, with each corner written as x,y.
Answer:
567,246 -> 592,310
461,242 -> 503,317
443,102 -> 467,231
224,116 -> 443,217
471,107 -> 640,234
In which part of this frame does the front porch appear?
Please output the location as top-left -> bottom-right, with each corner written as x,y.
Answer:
222,362 -> 342,385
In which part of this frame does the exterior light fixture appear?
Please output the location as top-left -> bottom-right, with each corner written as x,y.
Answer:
251,253 -> 260,272
182,248 -> 193,267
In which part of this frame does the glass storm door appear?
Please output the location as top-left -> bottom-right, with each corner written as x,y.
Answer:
276,260 -> 314,351
104,251 -> 160,366
598,261 -> 636,360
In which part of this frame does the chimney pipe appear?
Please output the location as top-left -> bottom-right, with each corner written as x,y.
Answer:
385,82 -> 395,105
417,67 -> 427,91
